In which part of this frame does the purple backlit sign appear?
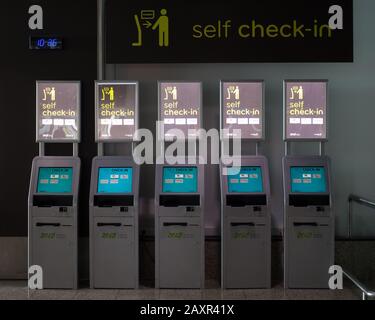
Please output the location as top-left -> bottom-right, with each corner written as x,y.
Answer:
284,80 -> 327,140
221,81 -> 264,139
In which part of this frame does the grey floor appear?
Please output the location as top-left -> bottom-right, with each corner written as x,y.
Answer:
0,280 -> 361,300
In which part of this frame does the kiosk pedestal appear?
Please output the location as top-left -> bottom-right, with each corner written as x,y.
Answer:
89,156 -> 139,288
221,156 -> 271,288
28,156 -> 80,289
155,162 -> 205,288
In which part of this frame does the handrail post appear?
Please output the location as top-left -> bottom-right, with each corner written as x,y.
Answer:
348,198 -> 352,239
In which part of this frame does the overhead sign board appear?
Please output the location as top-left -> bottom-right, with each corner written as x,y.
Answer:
106,0 -> 353,63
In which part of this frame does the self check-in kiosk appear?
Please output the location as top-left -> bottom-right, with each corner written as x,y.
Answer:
283,80 -> 334,288
155,81 -> 204,288
29,81 -> 81,289
90,81 -> 139,288
220,81 -> 271,288
155,161 -> 205,288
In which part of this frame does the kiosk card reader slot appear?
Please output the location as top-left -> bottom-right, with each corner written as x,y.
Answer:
221,156 -> 271,288
283,156 -> 334,288
28,157 -> 80,289
155,162 -> 205,288
89,157 -> 139,289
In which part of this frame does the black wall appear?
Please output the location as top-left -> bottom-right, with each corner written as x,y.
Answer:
0,1 -> 97,236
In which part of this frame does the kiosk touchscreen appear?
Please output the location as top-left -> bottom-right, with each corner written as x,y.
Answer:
89,157 -> 139,288
28,157 -> 80,289
90,81 -> 140,289
283,156 -> 333,288
155,160 -> 204,288
220,156 -> 271,288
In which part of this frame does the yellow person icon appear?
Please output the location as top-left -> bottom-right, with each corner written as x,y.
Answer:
164,86 -> 177,100
152,9 -> 169,47
42,87 -> 56,101
101,87 -> 115,101
226,86 -> 240,100
132,8 -> 169,47
290,86 -> 304,100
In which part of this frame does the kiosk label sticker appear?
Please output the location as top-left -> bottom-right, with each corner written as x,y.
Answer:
37,82 -> 80,142
285,81 -> 327,140
222,82 -> 263,139
96,83 -> 137,141
159,82 -> 201,139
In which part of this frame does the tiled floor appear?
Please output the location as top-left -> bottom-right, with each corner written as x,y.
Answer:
0,280 -> 362,300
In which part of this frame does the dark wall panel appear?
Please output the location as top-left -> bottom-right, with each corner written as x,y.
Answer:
0,1 -> 97,236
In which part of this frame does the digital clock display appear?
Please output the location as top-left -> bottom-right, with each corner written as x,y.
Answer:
29,36 -> 63,50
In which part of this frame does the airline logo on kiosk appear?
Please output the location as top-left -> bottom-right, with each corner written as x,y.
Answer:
40,233 -> 55,239
96,83 -> 137,141
222,82 -> 263,139
284,81 -> 327,140
36,81 -> 80,142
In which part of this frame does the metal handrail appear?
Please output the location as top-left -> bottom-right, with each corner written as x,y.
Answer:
343,270 -> 375,300
348,194 -> 375,238
345,194 -> 375,300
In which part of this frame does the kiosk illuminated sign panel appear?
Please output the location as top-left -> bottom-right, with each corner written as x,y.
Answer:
96,82 -> 138,141
159,82 -> 201,139
36,81 -> 80,142
221,81 -> 264,139
284,80 -> 327,140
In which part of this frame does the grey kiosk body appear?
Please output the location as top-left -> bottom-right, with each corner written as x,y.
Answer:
29,157 -> 80,289
220,156 -> 271,288
89,156 -> 139,288
283,80 -> 334,288
283,156 -> 334,288
29,80 -> 81,289
90,81 -> 140,288
155,161 -> 205,288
